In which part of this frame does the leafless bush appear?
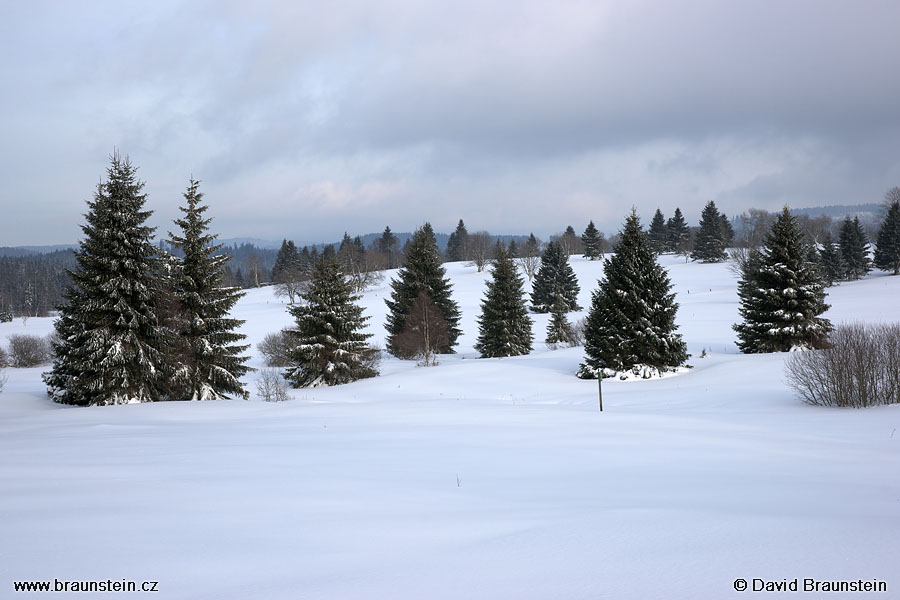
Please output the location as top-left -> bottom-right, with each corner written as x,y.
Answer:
786,322 -> 900,407
727,247 -> 760,278
546,316 -> 585,350
258,330 -> 294,367
0,345 -> 8,367
569,317 -> 586,346
255,368 -> 291,402
390,292 -> 451,366
8,334 -> 51,367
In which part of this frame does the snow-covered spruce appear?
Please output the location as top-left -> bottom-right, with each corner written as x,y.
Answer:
874,191 -> 900,275
474,242 -> 533,357
385,223 -> 461,357
691,200 -> 729,263
581,220 -> 604,260
733,206 -> 832,353
44,153 -> 168,406
530,240 -> 580,313
578,209 -> 687,379
165,178 -> 251,401
284,257 -> 377,387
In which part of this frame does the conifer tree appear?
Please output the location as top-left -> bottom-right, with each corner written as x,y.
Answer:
579,210 -> 687,378
507,239 -> 519,258
385,223 -> 461,357
285,258 -> 377,387
166,179 -> 250,401
474,243 -> 533,357
582,221 -> 603,260
720,213 -> 735,248
378,226 -> 398,269
691,201 -> 728,262
666,208 -> 691,254
545,293 -> 574,347
446,219 -> 469,262
44,153 -> 166,405
530,241 -> 581,313
838,216 -> 871,280
648,209 -> 668,254
272,239 -> 300,283
874,195 -> 900,275
733,207 -> 831,353
818,232 -> 844,286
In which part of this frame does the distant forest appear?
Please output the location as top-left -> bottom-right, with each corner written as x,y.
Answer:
0,202 -> 889,319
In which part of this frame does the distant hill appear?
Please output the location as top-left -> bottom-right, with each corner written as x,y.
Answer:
0,244 -> 77,257
791,203 -> 884,220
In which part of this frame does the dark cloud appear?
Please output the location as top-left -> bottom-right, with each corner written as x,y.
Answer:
2,0 -> 899,245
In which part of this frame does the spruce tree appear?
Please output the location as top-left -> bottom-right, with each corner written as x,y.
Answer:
582,221 -> 603,260
874,196 -> 900,275
507,239 -> 519,258
166,178 -> 250,401
385,223 -> 461,357
44,153 -> 166,405
272,239 -> 300,283
530,241 -> 581,313
733,207 -> 832,353
720,213 -> 735,248
691,201 -> 728,262
838,216 -> 871,280
378,226 -> 398,269
545,292 -> 574,347
818,232 -> 844,286
285,258 -> 377,387
579,210 -> 686,377
666,208 -> 690,254
648,209 -> 668,254
446,219 -> 469,262
474,243 -> 533,357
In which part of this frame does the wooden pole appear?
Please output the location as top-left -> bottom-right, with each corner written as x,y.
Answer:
598,374 -> 603,412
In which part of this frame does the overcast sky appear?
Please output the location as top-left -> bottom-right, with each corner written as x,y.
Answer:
2,0 -> 899,246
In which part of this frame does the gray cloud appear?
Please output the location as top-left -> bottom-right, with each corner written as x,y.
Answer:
2,0 -> 899,245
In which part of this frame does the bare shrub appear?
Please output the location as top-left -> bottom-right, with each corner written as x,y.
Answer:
727,247 -> 760,278
8,334 -> 51,367
786,322 -> 900,407
569,317 -> 586,346
391,292 -> 451,366
0,345 -> 8,367
255,368 -> 291,402
258,330 -> 294,367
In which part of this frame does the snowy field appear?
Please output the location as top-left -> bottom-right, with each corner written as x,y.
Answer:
1,255 -> 899,599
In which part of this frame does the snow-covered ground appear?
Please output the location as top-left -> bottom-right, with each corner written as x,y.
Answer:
1,256 -> 898,599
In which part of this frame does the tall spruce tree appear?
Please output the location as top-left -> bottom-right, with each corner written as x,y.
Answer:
874,195 -> 900,275
272,239 -> 300,283
691,200 -> 728,262
285,258 -> 377,387
530,241 -> 581,313
378,226 -> 398,269
733,207 -> 831,353
648,209 -> 668,254
579,210 -> 687,378
838,216 -> 871,280
818,232 -> 844,286
44,153 -> 167,405
166,178 -> 250,401
474,242 -> 533,357
666,208 -> 691,254
582,221 -> 603,260
446,219 -> 469,262
385,223 -> 461,357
